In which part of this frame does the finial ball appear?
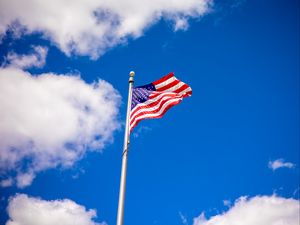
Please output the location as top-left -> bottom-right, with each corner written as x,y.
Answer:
129,71 -> 135,77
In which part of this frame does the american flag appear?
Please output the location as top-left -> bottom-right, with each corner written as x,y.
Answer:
130,72 -> 192,131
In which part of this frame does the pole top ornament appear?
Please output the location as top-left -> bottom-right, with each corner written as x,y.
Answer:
129,71 -> 135,77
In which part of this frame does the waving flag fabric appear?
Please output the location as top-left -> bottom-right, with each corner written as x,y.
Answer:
130,72 -> 192,131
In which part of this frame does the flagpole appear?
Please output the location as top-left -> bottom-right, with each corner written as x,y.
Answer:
116,71 -> 135,225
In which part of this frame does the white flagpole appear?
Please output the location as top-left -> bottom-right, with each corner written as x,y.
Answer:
116,71 -> 135,225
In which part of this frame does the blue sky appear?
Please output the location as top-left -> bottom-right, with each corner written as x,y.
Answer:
0,0 -> 299,225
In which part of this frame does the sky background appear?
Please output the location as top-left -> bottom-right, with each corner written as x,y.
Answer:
0,0 -> 299,225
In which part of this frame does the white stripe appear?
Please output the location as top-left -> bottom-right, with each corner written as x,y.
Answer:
154,76 -> 177,89
130,98 -> 181,129
130,96 -> 182,121
148,91 -> 179,103
131,91 -> 178,112
160,81 -> 185,93
178,86 -> 192,95
130,94 -> 181,120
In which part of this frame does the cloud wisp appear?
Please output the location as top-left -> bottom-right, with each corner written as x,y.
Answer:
179,212 -> 188,225
268,159 -> 295,171
0,67 -> 121,187
0,0 -> 212,59
193,195 -> 299,225
6,194 -> 106,225
4,46 -> 48,69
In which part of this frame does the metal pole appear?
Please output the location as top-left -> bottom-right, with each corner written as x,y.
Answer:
116,71 -> 135,225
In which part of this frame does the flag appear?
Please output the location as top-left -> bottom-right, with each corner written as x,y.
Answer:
130,72 -> 192,131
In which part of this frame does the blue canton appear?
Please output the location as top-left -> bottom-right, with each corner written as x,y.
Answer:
131,83 -> 156,109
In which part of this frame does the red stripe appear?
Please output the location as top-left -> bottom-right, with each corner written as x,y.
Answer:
152,72 -> 174,86
156,79 -> 180,92
173,84 -> 189,94
130,99 -> 181,131
131,92 -> 178,116
130,96 -> 181,122
149,91 -> 178,99
184,90 -> 192,97
130,95 -> 182,123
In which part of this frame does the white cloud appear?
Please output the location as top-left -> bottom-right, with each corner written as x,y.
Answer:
173,17 -> 189,31
6,194 -> 106,225
5,46 -> 48,69
223,200 -> 231,207
0,177 -> 13,187
193,195 -> 300,225
0,0 -> 212,58
15,171 -> 36,188
268,159 -> 295,171
0,67 -> 120,187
